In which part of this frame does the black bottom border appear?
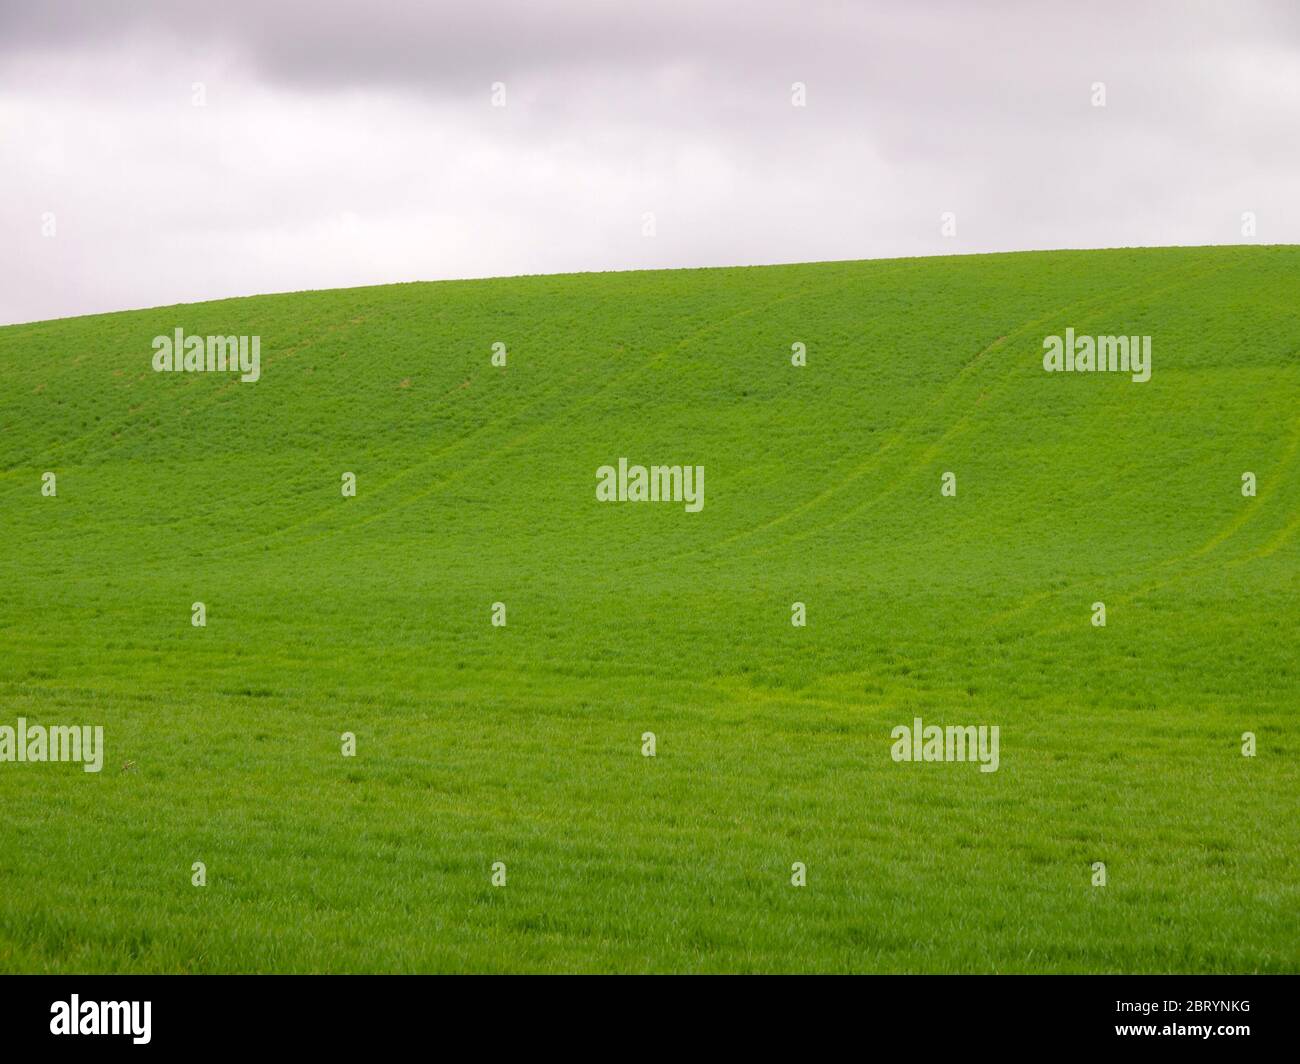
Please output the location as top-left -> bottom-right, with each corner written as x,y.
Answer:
1,973 -> 1290,1052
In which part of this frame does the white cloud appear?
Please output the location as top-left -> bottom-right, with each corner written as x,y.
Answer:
1,1 -> 1297,324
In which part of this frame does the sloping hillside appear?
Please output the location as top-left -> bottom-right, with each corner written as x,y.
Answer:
0,246 -> 1296,972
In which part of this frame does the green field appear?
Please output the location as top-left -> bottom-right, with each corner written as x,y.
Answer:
1,245 -> 1296,973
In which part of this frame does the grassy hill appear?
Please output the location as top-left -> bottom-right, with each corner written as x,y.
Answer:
0,245 -> 1296,972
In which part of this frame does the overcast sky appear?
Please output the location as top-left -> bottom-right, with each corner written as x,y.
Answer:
1,0 -> 1297,324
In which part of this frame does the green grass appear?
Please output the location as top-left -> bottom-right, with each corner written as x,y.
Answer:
0,245 -> 1296,973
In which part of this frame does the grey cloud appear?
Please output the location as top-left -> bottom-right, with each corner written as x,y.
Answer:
1,1 -> 1297,324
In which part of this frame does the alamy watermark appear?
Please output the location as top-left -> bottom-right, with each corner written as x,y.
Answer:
596,459 -> 704,512
1043,328 -> 1150,383
50,995 -> 150,1044
890,716 -> 999,773
0,717 -> 104,772
152,328 -> 261,382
